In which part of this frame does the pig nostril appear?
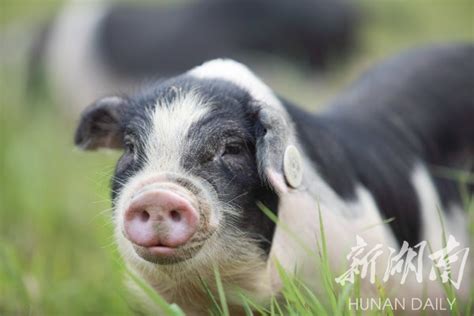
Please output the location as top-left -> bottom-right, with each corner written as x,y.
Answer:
139,210 -> 150,222
170,210 -> 181,222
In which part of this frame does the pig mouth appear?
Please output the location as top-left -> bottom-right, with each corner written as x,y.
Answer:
132,242 -> 206,264
122,176 -> 218,265
130,222 -> 215,264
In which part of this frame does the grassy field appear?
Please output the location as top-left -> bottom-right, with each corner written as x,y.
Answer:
1,0 -> 473,315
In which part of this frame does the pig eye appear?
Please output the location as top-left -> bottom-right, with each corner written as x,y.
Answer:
222,143 -> 243,157
116,138 -> 137,173
124,137 -> 136,155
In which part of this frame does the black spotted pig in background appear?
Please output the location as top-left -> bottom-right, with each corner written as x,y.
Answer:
33,0 -> 358,115
75,44 -> 473,314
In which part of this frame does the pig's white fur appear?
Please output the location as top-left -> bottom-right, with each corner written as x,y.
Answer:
410,164 -> 471,297
146,90 -> 210,174
45,2 -> 131,114
115,59 -> 471,313
189,59 -> 284,113
412,163 -> 470,253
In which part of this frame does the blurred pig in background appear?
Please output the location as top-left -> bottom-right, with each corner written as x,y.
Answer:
28,0 -> 359,114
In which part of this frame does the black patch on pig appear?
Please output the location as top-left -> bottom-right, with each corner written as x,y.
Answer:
282,44 -> 474,248
97,0 -> 358,77
183,78 -> 279,255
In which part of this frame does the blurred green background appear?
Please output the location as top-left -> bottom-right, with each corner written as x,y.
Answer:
1,0 -> 473,315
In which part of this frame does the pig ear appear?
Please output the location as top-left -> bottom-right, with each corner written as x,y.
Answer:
74,96 -> 126,150
255,103 -> 299,195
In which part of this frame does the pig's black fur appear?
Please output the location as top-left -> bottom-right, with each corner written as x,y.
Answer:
286,44 -> 474,247
98,0 -> 357,77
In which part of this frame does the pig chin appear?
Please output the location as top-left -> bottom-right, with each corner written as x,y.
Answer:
116,174 -> 219,265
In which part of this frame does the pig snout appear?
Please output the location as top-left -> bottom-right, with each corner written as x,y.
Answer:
124,188 -> 200,253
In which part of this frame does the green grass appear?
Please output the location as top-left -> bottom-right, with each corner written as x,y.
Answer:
1,0 -> 473,315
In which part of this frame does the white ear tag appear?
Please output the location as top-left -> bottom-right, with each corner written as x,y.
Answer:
283,145 -> 303,188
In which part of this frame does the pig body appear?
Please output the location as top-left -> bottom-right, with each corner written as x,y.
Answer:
75,44 -> 473,314
33,0 -> 358,114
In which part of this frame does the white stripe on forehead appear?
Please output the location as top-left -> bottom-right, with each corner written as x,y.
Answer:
143,90 -> 210,173
188,59 -> 284,111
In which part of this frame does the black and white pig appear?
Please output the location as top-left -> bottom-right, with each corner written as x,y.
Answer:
32,0 -> 357,115
75,44 -> 473,314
